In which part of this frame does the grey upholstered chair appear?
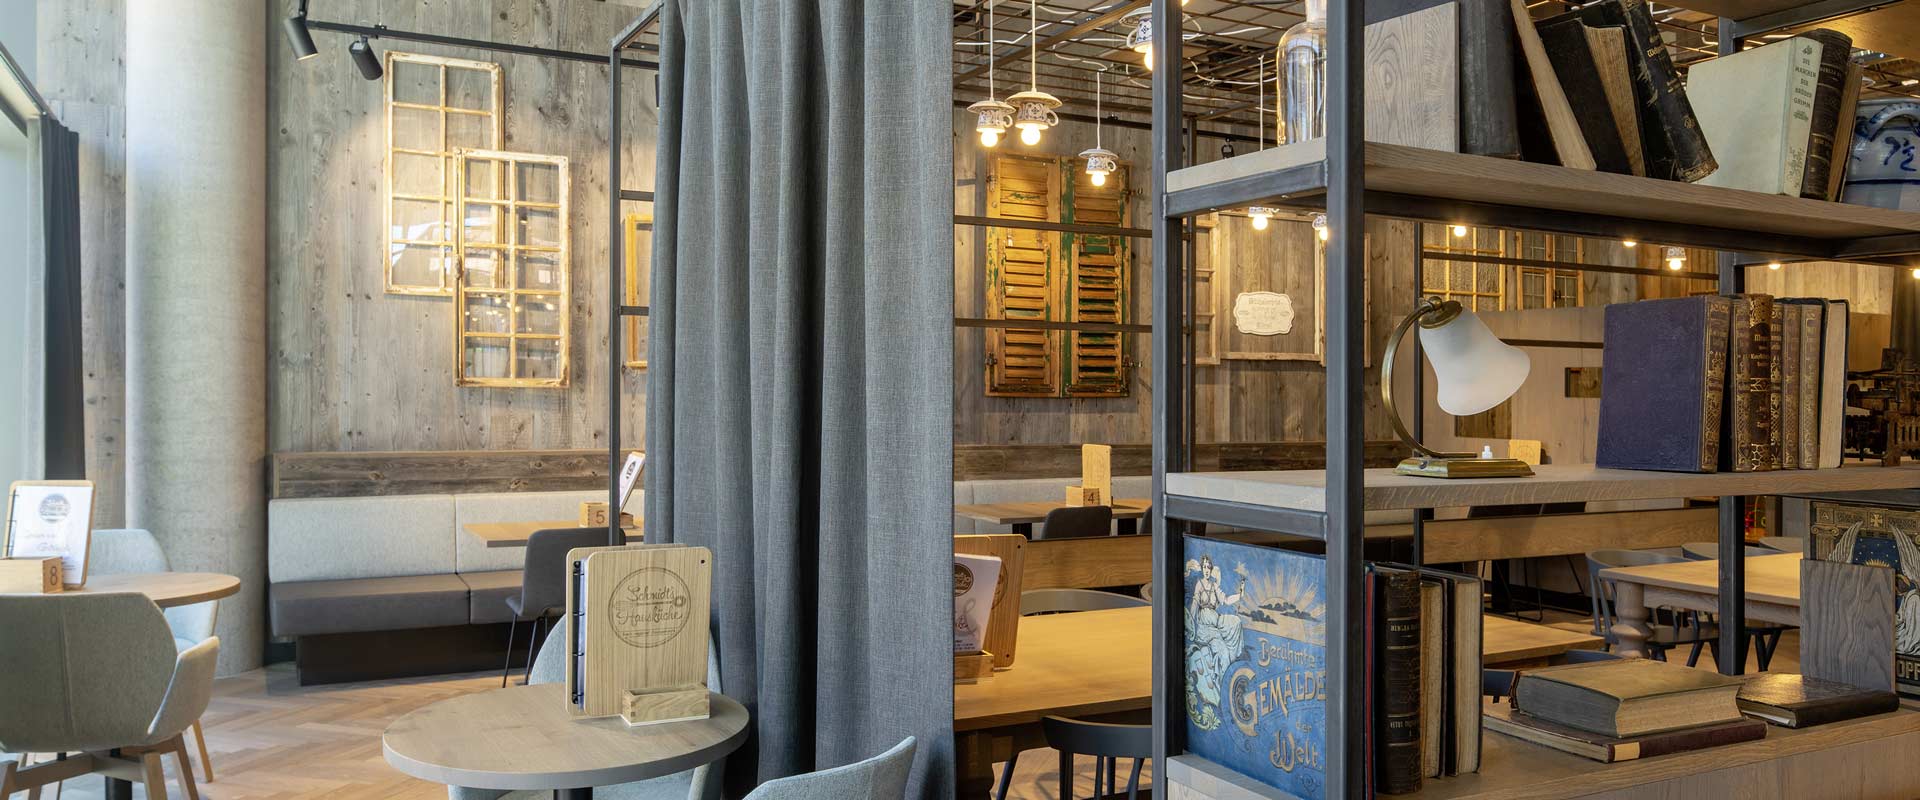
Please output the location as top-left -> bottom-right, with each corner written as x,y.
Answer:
740,737 -> 916,800
1020,588 -> 1148,616
91,527 -> 221,782
504,527 -> 609,686
452,625 -> 725,800
0,593 -> 217,800
1038,506 -> 1113,540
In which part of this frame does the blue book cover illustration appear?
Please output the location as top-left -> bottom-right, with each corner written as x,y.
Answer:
1184,535 -> 1328,799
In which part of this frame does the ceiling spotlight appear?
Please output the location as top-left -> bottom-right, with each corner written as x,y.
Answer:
1248,206 -> 1278,231
1664,246 -> 1685,271
349,35 -> 382,81
1767,261 -> 1783,271
283,13 -> 319,61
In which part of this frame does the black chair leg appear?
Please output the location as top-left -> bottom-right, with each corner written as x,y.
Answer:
1127,758 -> 1144,800
1059,749 -> 1072,800
501,616 -> 519,688
523,616 -> 546,684
993,752 -> 1018,800
1105,755 -> 1116,797
1685,640 -> 1702,667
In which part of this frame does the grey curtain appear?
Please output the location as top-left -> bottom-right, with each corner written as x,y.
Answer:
646,1 -> 954,798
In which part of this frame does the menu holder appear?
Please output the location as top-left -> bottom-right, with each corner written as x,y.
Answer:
954,534 -> 1025,670
2,480 -> 95,589
954,650 -> 997,684
564,543 -> 712,726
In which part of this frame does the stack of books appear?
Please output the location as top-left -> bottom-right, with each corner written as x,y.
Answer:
1596,294 -> 1850,473
1488,659 -> 1765,763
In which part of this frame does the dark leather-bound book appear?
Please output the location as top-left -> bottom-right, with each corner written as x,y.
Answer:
1800,29 -> 1854,200
1781,302 -> 1804,469
1372,565 -> 1423,794
1535,16 -> 1634,175
1367,0 -> 1520,158
1722,295 -> 1778,473
1574,0 -> 1717,182
1739,673 -> 1899,728
1484,703 -> 1766,763
1597,296 -> 1732,472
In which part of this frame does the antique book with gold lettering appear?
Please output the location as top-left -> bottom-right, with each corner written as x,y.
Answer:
1596,296 -> 1731,472
564,544 -> 712,725
1723,294 -> 1778,472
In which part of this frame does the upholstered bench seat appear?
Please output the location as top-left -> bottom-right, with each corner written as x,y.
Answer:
459,570 -> 524,625
269,574 -> 471,638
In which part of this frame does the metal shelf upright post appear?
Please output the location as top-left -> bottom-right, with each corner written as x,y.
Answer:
608,3 -> 661,547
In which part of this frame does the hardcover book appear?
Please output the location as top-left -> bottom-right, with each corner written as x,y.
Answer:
1783,299 -> 1825,469
1723,294 -> 1778,473
1184,536 -> 1330,799
1536,16 -> 1636,175
1572,0 -> 1717,182
1690,36 -> 1821,196
1782,302 -> 1804,469
1484,702 -> 1766,762
1738,672 -> 1899,728
1372,566 -> 1423,794
1596,296 -> 1732,472
1809,502 -> 1920,697
1817,300 -> 1849,468
1511,658 -> 1744,737
1767,300 -> 1786,470
1799,29 -> 1854,199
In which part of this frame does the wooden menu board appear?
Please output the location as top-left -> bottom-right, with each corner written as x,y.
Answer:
564,544 -> 711,724
955,534 -> 1025,670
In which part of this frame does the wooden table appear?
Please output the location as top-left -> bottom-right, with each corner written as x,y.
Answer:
954,498 -> 1152,536
20,572 -> 242,608
383,684 -> 748,798
1599,552 -> 1803,659
462,521 -> 640,549
1480,614 -> 1604,668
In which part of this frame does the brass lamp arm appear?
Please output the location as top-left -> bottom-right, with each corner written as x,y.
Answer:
1380,297 -> 1467,461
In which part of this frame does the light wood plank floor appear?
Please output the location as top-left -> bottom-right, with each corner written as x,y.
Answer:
33,664 -> 1118,800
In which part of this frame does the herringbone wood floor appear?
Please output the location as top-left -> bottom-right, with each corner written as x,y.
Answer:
38,664 -> 1121,800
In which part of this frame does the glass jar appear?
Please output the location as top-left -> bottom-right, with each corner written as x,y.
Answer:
1278,0 -> 1326,144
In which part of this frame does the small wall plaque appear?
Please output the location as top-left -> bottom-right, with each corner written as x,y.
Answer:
1232,291 -> 1296,336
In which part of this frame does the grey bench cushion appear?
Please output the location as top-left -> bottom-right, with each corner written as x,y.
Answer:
270,575 -> 471,637
459,570 -> 523,625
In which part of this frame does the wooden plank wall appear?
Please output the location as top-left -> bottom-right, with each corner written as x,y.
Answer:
268,0 -> 656,459
271,449 -> 620,498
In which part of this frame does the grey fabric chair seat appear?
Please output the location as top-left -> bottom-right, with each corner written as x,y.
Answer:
270,574 -> 471,637
460,570 -> 523,625
740,737 -> 916,799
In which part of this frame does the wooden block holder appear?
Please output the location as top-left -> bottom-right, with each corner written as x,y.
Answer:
621,683 -> 710,726
1064,486 -> 1106,507
0,557 -> 63,593
954,650 -> 996,684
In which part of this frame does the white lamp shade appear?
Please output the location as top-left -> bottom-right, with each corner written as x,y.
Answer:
1418,309 -> 1530,417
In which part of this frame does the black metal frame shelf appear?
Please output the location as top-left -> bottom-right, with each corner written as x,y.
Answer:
605,1 -> 662,548
1146,1 -> 1920,797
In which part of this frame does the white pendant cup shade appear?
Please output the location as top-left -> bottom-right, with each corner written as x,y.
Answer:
1418,310 -> 1530,417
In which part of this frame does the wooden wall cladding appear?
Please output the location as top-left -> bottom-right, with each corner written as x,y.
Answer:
953,441 -> 1407,481
270,449 -> 620,498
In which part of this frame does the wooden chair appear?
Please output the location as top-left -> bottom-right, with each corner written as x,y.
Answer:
0,593 -> 216,800
91,528 -> 220,784
1038,506 -> 1113,540
1041,716 -> 1151,800
1587,549 -> 1719,667
1020,588 -> 1147,616
503,528 -> 607,687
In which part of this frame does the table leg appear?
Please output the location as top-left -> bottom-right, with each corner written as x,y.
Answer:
1012,523 -> 1033,538
1610,581 -> 1654,659
554,789 -> 592,799
105,776 -> 132,800
1118,518 -> 1138,536
956,731 -> 997,798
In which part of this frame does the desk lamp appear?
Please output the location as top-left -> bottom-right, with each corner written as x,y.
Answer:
1381,296 -> 1534,478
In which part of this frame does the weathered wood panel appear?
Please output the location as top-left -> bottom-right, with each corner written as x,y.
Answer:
269,448 -> 636,498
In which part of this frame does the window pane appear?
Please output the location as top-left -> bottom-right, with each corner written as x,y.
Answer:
461,203 -> 500,244
515,293 -> 563,335
390,244 -> 450,288
391,153 -> 444,198
391,198 -> 445,243
463,294 -> 511,334
445,67 -> 495,112
463,158 -> 500,200
390,60 -> 440,105
391,106 -> 441,152
461,247 -> 505,288
462,338 -> 511,380
516,161 -> 562,203
516,339 -> 563,381
447,112 -> 492,151
521,252 -> 563,292
516,207 -> 561,248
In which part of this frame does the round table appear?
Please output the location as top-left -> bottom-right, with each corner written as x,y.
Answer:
69,572 -> 242,607
383,684 -> 749,799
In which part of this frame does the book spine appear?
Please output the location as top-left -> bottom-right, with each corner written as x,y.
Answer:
1634,720 -> 1769,758
1782,303 -> 1803,469
1767,300 -> 1785,471
1701,297 -> 1732,471
1725,295 -> 1776,472
1619,0 -> 1717,181
1828,63 -> 1866,201
1801,30 -> 1854,199
1798,302 -> 1823,468
1461,0 -> 1522,158
1376,570 -> 1424,794
1537,19 -> 1634,174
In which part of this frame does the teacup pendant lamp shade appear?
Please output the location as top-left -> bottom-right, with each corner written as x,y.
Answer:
1247,206 -> 1278,230
1419,309 -> 1530,417
1126,10 -> 1154,69
1080,146 -> 1118,185
969,98 -> 1015,147
1008,90 -> 1061,145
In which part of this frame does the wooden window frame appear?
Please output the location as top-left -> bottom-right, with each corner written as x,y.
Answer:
623,212 -> 652,369
452,149 -> 571,389
384,52 -> 504,297
1421,224 -> 1505,312
1511,232 -> 1586,309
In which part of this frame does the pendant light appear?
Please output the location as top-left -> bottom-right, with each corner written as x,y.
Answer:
1007,0 -> 1061,146
1126,8 -> 1154,70
1080,70 -> 1118,187
966,0 -> 1015,148
1664,246 -> 1686,271
1246,56 -> 1279,229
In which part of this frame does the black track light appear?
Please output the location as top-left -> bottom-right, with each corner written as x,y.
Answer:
283,14 -> 319,60
349,35 -> 382,81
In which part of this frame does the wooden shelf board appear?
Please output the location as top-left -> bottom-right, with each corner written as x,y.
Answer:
1165,463 -> 1920,514
1167,706 -> 1920,800
1165,140 -> 1920,241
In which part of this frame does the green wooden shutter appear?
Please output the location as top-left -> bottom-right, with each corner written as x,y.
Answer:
1064,161 -> 1130,397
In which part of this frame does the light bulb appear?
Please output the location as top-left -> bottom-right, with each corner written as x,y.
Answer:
1318,226 -> 1329,241
1767,262 -> 1782,271
1090,170 -> 1107,186
1664,245 -> 1684,271
1450,224 -> 1468,237
1251,214 -> 1269,231
1143,44 -> 1153,70
1668,258 -> 1683,271
1019,125 -> 1041,145
1622,240 -> 1637,248
1912,267 -> 1919,280
980,129 -> 999,148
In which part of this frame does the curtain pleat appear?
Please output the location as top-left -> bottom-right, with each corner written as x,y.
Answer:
41,118 -> 85,480
648,1 -> 954,797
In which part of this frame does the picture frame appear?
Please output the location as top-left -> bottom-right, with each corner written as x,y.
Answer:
2,480 -> 97,589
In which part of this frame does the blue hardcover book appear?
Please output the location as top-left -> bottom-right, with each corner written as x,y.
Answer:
1596,296 -> 1734,472
1184,536 -> 1329,799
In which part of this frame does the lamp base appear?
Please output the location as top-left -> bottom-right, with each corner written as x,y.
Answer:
1394,456 -> 1535,479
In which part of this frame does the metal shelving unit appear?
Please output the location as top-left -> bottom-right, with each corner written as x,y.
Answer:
1145,0 -> 1920,797
606,2 -> 662,548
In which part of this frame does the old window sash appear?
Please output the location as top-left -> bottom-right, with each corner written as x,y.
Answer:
452,149 -> 571,388
623,212 -> 652,369
984,154 -> 1063,397
1064,160 -> 1131,397
1421,224 -> 1504,312
385,52 -> 504,296
1512,231 -> 1586,309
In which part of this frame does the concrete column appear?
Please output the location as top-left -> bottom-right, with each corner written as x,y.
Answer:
125,0 -> 267,675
